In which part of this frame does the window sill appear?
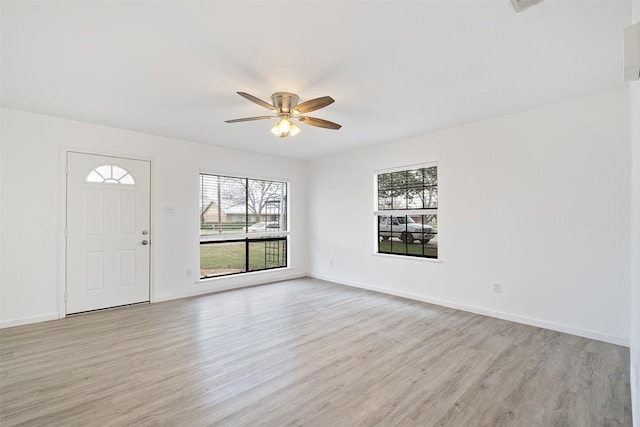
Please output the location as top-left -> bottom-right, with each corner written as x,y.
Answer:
371,253 -> 442,263
197,266 -> 292,284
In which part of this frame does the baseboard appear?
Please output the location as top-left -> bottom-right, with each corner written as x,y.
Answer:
308,273 -> 629,347
154,272 -> 307,302
0,312 -> 60,329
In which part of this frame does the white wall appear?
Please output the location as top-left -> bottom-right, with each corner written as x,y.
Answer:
0,108 -> 308,327
308,89 -> 631,345
630,2 -> 640,424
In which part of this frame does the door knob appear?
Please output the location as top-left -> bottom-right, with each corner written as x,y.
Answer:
141,240 -> 149,245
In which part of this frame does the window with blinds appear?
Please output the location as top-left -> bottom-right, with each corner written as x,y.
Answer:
199,173 -> 288,278
375,164 -> 438,259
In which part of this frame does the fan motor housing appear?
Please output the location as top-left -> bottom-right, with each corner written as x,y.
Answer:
272,92 -> 300,113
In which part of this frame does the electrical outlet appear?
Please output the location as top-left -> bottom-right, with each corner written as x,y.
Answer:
493,283 -> 502,294
329,259 -> 334,267
186,269 -> 192,277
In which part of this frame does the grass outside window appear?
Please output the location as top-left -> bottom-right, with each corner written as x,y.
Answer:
200,239 -> 286,278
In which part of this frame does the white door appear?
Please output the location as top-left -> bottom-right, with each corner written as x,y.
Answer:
66,152 -> 151,314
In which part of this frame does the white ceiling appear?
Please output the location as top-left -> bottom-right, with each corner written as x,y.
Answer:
1,0 -> 631,160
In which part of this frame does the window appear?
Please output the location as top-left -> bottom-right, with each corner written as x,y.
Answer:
199,173 -> 288,278
86,165 -> 135,184
376,164 -> 438,259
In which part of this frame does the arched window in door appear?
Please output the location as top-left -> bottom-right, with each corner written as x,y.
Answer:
86,165 -> 135,185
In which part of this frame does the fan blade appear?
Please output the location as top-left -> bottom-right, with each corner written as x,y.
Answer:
293,96 -> 335,114
297,116 -> 342,130
237,92 -> 276,111
225,116 -> 274,123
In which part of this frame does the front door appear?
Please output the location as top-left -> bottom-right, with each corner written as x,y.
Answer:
66,152 -> 151,314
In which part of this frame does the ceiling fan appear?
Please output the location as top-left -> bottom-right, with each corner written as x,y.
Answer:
225,92 -> 342,138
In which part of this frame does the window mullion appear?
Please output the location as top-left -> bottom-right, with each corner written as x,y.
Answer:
374,208 -> 437,216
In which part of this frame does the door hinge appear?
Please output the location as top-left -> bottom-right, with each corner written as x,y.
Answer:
64,292 -> 68,302
65,228 -> 69,238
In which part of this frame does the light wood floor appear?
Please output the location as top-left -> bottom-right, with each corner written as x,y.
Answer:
0,278 -> 631,426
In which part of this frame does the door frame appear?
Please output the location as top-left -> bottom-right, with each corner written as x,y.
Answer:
58,147 -> 155,318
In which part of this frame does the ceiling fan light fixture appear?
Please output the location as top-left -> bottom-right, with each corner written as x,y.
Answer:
289,122 -> 301,136
277,117 -> 290,133
271,117 -> 299,138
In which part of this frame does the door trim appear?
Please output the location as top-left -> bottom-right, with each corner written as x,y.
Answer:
59,147 -> 155,318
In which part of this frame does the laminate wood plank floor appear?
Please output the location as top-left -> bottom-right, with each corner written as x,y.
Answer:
0,278 -> 631,426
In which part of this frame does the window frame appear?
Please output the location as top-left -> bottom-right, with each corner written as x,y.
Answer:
374,162 -> 438,260
199,172 -> 289,279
